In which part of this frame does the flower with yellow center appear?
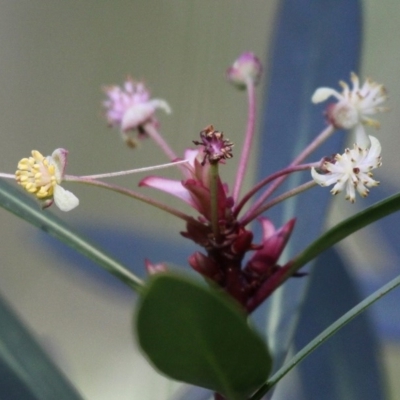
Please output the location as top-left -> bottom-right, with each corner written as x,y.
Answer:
15,149 -> 79,211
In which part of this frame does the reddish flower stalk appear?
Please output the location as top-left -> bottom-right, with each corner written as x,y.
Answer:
241,124 -> 335,224
233,162 -> 318,219
232,78 -> 256,202
142,124 -> 302,308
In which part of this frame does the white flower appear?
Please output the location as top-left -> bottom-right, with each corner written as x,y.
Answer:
312,73 -> 387,148
311,135 -> 382,203
15,149 -> 79,211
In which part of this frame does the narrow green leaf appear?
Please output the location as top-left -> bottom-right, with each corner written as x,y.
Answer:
0,292 -> 83,400
136,273 -> 272,400
288,192 -> 400,277
0,179 -> 143,292
294,249 -> 384,400
250,271 -> 400,400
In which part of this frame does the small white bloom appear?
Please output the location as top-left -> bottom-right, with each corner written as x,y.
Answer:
311,135 -> 382,203
15,149 -> 79,211
312,73 -> 387,148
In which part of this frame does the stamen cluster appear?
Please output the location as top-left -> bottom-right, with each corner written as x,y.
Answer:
15,149 -> 79,212
311,135 -> 382,202
16,151 -> 57,199
193,125 -> 234,165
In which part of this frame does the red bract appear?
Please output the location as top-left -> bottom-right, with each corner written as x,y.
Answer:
105,56 -> 329,313
140,135 -> 297,310
140,148 -> 232,221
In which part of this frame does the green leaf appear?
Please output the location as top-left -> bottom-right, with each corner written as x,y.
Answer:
136,273 -> 272,400
294,249 -> 384,400
250,267 -> 400,400
292,191 -> 400,272
0,291 -> 83,400
270,192 -> 400,290
0,179 -> 143,292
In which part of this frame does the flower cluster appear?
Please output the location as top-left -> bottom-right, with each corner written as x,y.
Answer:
311,73 -> 386,201
0,54 -> 388,313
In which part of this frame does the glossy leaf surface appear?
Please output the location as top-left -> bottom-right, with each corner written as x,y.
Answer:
136,273 -> 272,400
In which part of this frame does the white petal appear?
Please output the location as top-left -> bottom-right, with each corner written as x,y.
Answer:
53,185 -> 79,211
353,124 -> 370,149
150,99 -> 172,114
121,99 -> 171,132
345,180 -> 356,202
332,177 -> 348,194
121,103 -> 155,131
50,148 -> 68,182
311,167 -> 330,186
367,136 -> 381,160
311,88 -> 342,103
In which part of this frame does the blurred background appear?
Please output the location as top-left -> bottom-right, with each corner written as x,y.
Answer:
0,1 -> 399,399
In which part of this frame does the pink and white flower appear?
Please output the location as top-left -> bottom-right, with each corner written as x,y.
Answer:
103,78 -> 171,146
140,147 -> 231,221
226,52 -> 262,89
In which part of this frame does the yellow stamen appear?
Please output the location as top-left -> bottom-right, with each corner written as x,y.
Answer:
15,150 -> 57,199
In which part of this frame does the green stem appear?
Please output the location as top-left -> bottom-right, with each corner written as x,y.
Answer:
210,162 -> 220,241
250,273 -> 400,399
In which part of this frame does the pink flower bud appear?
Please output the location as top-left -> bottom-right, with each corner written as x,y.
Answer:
145,259 -> 167,275
226,52 -> 262,89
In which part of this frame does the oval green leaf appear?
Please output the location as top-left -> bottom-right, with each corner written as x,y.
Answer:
136,273 -> 272,400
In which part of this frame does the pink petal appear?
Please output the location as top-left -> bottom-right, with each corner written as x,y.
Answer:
139,176 -> 196,207
247,218 -> 296,274
258,217 -> 276,241
145,259 -> 167,275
